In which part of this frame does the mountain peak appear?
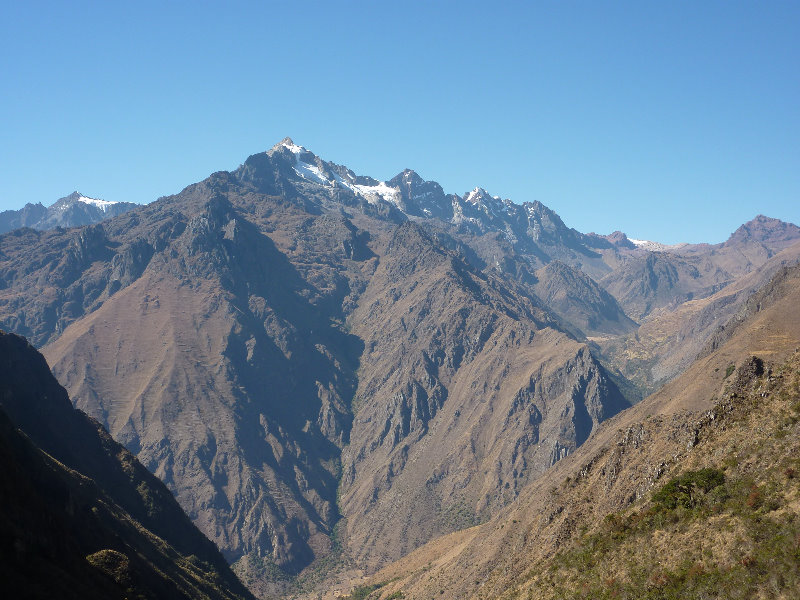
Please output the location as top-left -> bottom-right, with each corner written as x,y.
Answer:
272,137 -> 307,155
725,214 -> 800,247
464,187 -> 497,204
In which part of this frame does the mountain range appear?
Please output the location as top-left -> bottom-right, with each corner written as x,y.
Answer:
0,137 -> 797,598
0,191 -> 138,234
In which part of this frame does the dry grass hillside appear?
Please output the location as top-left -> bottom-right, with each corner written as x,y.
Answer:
351,263 -> 800,600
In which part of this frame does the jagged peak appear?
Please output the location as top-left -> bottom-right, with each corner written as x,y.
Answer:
50,191 -> 117,210
388,169 -> 424,187
270,137 -> 311,156
464,186 -> 500,205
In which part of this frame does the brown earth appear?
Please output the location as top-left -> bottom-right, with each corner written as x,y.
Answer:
0,140 -> 798,598
360,262 -> 800,599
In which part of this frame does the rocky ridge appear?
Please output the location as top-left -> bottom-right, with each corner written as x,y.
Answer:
0,138 -> 797,598
0,191 -> 139,235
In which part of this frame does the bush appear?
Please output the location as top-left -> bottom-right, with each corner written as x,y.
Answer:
652,468 -> 726,510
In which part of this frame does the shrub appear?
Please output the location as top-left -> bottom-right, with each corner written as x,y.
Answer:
652,468 -> 726,510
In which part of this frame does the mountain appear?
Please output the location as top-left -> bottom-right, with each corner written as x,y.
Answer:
0,138 -> 797,598
0,191 -> 138,234
0,330 -> 253,600
0,202 -> 47,232
338,223 -> 628,568
597,216 -> 800,322
531,260 -> 637,337
362,261 -> 800,600
597,240 -> 800,396
0,139 -> 631,596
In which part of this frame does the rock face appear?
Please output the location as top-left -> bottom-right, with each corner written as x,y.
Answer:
339,224 -> 628,566
371,261 -> 800,600
532,260 -> 637,336
0,139 -> 798,596
0,191 -> 138,234
0,330 -> 253,600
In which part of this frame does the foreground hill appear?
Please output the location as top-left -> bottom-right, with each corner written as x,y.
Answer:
365,262 -> 800,599
0,330 -> 253,600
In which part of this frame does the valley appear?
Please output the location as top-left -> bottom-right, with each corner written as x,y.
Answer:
0,139 -> 797,599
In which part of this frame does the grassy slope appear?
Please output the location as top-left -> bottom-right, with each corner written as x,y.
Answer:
511,352 -> 800,599
354,265 -> 800,600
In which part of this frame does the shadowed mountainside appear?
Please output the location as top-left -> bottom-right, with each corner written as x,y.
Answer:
0,330 -> 253,600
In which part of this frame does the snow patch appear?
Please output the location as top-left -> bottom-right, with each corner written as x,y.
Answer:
629,238 -> 687,251
293,159 -> 330,185
77,196 -> 118,212
279,139 -> 306,154
331,171 -> 401,206
352,181 -> 401,207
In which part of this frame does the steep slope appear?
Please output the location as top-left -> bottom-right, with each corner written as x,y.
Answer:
362,262 -> 800,600
339,223 -> 628,567
531,260 -> 637,337
0,330 -> 253,600
598,240 -> 800,396
43,196 -> 361,580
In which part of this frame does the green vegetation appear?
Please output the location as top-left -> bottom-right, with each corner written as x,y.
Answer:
437,499 -> 481,530
513,354 -> 800,600
651,468 -> 725,510
532,468 -> 800,599
232,552 -> 291,586
345,582 -> 385,599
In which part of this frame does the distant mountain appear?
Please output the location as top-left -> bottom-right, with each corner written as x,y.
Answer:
0,202 -> 47,232
724,213 -> 800,248
0,191 -> 138,234
0,137 -> 798,598
0,330 -> 253,600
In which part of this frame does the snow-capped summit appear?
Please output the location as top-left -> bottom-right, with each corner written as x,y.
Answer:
628,238 -> 687,252
63,192 -> 120,213
0,191 -> 140,234
464,187 -> 498,204
274,137 -> 306,155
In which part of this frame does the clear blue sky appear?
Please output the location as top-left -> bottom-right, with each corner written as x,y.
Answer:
2,1 -> 798,244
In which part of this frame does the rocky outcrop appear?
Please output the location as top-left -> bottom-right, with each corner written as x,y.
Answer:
338,224 -> 628,568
